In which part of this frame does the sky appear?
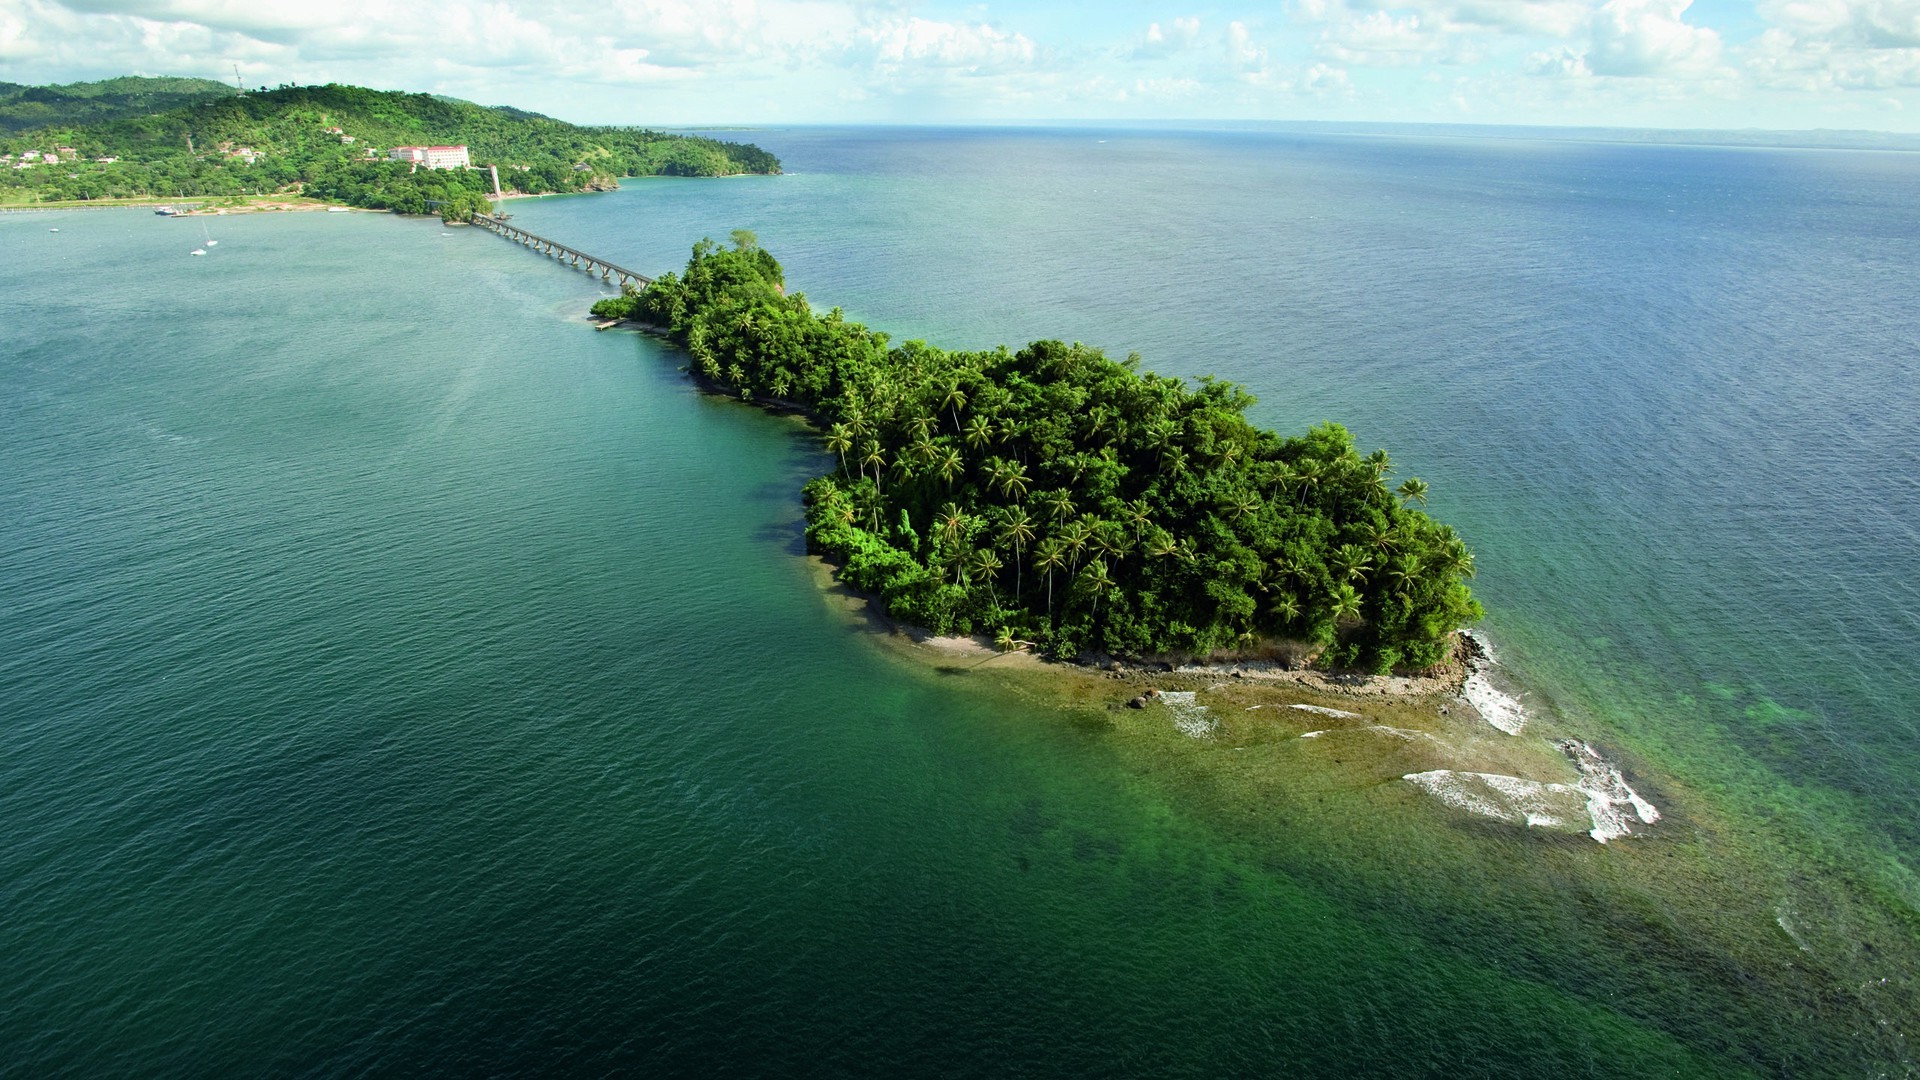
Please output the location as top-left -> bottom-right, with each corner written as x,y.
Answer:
2,0 -> 1917,131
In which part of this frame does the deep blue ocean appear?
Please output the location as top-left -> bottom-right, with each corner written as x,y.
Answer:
3,127 -> 1916,1075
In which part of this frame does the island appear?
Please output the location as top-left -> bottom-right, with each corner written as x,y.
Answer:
593,234 -> 1483,673
0,78 -> 780,215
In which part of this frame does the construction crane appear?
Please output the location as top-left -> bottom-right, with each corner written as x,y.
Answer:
232,64 -> 245,93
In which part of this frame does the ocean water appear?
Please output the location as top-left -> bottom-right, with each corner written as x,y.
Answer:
3,128 -> 1916,1075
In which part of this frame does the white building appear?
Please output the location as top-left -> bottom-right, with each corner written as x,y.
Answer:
388,145 -> 471,169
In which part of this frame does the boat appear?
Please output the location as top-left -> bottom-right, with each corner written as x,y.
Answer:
326,207 -> 350,213
154,206 -> 176,216
190,248 -> 206,256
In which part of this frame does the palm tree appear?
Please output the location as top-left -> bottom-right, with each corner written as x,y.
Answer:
1033,538 -> 1067,614
1396,477 -> 1430,507
825,423 -> 853,473
1042,488 -> 1075,525
936,502 -> 967,545
941,379 -> 968,434
1363,521 -> 1399,555
1332,543 -> 1373,584
971,548 -> 1004,604
1388,556 -> 1423,599
1223,492 -> 1260,522
999,507 -> 1035,598
911,431 -> 938,467
1081,558 -> 1116,618
982,457 -> 1009,499
1329,583 -> 1363,625
964,414 -> 993,451
1271,594 -> 1302,625
1146,531 -> 1181,561
1091,520 -> 1128,565
999,460 -> 1029,503
1062,518 -> 1094,573
1122,499 -> 1152,543
860,442 -> 886,495
936,447 -> 964,487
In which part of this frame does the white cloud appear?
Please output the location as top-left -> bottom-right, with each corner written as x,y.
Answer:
859,16 -> 1038,73
1133,16 -> 1202,58
1763,0 -> 1920,46
1586,0 -> 1724,76
1322,10 -> 1442,65
1228,20 -> 1269,65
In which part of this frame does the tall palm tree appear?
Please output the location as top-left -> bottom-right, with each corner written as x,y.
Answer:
1396,477 -> 1430,507
936,502 -> 967,545
825,423 -> 853,473
1062,518 -> 1095,573
1042,488 -> 1075,526
972,548 -> 1004,605
936,447 -> 964,487
999,507 -> 1035,598
1033,538 -> 1067,614
1122,499 -> 1152,542
860,442 -> 886,495
941,379 -> 968,435
999,460 -> 1029,503
1081,558 -> 1116,618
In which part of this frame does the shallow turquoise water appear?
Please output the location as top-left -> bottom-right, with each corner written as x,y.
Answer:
3,127 -> 1917,1076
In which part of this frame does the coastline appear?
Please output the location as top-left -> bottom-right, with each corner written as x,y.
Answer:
802,549 -> 1664,846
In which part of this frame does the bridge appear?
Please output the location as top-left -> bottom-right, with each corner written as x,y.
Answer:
471,213 -> 651,290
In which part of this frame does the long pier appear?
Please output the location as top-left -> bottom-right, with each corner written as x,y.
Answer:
471,213 -> 651,289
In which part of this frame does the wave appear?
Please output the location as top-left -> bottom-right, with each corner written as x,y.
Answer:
1403,742 -> 1660,843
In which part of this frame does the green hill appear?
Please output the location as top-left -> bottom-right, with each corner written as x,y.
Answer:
0,76 -> 238,133
0,80 -> 780,212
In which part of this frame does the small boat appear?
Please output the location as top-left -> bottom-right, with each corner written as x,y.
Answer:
155,206 -> 177,215
326,206 -> 350,213
190,248 -> 206,256
48,228 -> 59,232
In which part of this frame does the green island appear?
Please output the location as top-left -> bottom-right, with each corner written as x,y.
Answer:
594,235 -> 1483,672
1,78 -> 779,215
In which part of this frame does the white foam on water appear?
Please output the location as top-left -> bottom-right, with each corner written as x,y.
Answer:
1461,627 -> 1499,664
1460,670 -> 1527,735
1403,744 -> 1662,843
1158,691 -> 1218,739
1560,740 -> 1661,843
1402,770 -> 1582,829
1290,703 -> 1362,719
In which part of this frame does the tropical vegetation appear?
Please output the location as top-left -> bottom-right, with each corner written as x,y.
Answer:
1,79 -> 779,214
594,235 -> 1483,672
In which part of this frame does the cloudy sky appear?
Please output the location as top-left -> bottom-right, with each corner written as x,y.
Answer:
2,0 -> 1916,130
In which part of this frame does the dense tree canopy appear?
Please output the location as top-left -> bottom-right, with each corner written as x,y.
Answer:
1,80 -> 778,208
596,238 -> 1483,672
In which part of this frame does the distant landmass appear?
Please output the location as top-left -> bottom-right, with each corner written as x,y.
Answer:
0,76 -> 237,133
0,77 -> 781,213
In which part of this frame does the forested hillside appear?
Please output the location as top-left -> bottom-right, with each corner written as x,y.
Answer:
0,76 -> 236,132
1,80 -> 779,210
